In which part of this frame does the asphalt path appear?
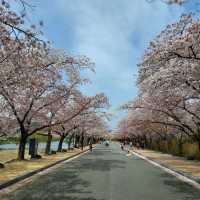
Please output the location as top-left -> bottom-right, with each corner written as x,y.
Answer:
1,143 -> 200,200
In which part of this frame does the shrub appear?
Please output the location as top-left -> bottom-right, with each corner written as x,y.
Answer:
194,153 -> 200,161
186,155 -> 196,160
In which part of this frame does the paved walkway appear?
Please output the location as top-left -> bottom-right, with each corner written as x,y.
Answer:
1,143 -> 200,200
133,149 -> 200,180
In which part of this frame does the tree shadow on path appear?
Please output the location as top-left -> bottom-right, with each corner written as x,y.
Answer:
0,156 -> 125,200
72,158 -> 125,172
161,172 -> 200,200
1,166 -> 106,200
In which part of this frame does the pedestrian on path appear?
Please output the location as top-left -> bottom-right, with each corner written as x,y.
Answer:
89,142 -> 93,151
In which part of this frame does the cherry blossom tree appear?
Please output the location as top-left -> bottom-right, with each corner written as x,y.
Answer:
0,47 -> 94,160
146,0 -> 187,5
54,120 -> 78,152
80,113 -> 109,146
68,98 -> 109,150
0,1 -> 111,161
0,8 -> 106,160
118,14 -> 200,153
137,14 -> 200,148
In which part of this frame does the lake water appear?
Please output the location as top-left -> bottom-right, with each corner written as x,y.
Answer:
0,141 -> 71,151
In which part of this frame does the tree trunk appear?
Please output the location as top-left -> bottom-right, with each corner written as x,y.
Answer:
87,137 -> 90,146
177,134 -> 184,156
45,130 -> 52,154
57,135 -> 65,152
81,132 -> 84,150
18,135 -> 27,160
178,140 -> 183,156
149,136 -> 153,149
198,140 -> 200,153
68,134 -> 74,150
74,135 -> 80,148
143,135 -> 147,149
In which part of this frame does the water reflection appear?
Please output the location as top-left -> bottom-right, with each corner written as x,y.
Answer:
0,141 -> 71,150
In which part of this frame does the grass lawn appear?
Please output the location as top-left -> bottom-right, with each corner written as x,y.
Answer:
0,149 -> 42,163
0,148 -> 84,184
0,150 -> 20,163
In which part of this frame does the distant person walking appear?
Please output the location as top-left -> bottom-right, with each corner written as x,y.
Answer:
136,142 -> 140,149
130,142 -> 133,148
89,142 -> 93,151
120,143 -> 124,151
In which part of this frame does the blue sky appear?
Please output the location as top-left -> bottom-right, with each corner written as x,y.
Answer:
17,0 -> 195,128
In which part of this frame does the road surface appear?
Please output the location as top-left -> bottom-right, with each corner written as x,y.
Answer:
1,143 -> 200,200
